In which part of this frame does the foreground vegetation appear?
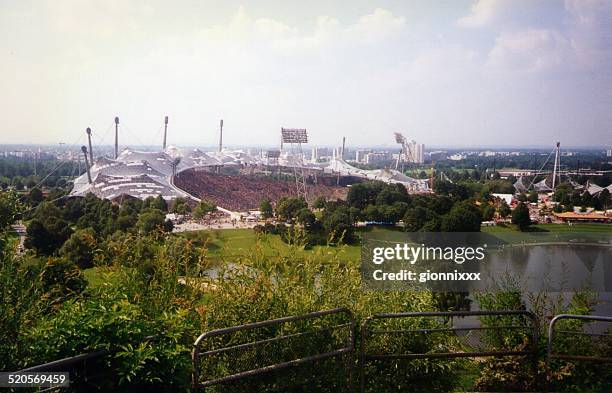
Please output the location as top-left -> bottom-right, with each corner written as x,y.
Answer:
1,170 -> 610,391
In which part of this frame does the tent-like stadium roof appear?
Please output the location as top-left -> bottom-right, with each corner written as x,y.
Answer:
70,146 -> 430,202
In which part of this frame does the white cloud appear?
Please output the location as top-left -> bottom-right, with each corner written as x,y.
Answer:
196,6 -> 406,50
487,29 -> 571,72
456,0 -> 502,28
458,0 -> 612,73
347,8 -> 406,41
1,2 -> 610,147
564,0 -> 612,68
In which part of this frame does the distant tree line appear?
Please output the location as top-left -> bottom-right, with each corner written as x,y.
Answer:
22,193 -> 188,267
0,157 -> 84,190
255,180 -> 490,246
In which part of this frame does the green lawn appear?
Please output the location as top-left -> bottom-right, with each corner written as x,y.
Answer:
481,223 -> 611,246
482,223 -> 612,233
178,228 -> 361,264
185,223 -> 610,263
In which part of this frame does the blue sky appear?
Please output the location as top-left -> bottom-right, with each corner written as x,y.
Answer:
1,0 -> 611,148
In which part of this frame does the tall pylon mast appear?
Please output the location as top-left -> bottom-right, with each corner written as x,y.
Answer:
219,119 -> 224,152
552,141 -> 561,190
86,127 -> 94,164
81,146 -> 92,184
162,116 -> 169,150
114,116 -> 120,159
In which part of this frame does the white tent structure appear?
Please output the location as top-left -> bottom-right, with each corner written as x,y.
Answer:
71,146 -> 430,202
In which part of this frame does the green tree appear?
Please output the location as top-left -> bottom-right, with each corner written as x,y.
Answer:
192,201 -> 216,220
149,195 -> 168,212
28,188 -> 44,206
403,207 -> 429,232
527,191 -> 538,203
375,184 -> 409,206
259,199 -> 274,219
170,197 -> 191,215
322,206 -> 353,243
39,257 -> 87,302
497,201 -> 511,218
511,202 -> 531,231
482,205 -> 495,221
25,206 -> 73,255
11,177 -> 24,191
136,209 -> 166,234
0,190 -> 22,231
441,202 -> 482,232
312,196 -> 327,209
382,202 -> 409,223
364,205 -> 383,222
59,228 -> 98,269
296,208 -> 316,229
421,216 -> 442,232
275,197 -> 307,221
346,182 -> 384,209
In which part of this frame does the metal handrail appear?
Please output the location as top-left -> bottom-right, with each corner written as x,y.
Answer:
359,310 -> 539,393
192,307 -> 355,392
544,314 -> 612,393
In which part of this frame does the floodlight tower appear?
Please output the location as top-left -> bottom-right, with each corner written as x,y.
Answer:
114,116 -> 120,159
281,128 -> 308,200
162,116 -> 169,150
86,127 -> 94,164
394,132 -> 413,172
266,149 -> 280,176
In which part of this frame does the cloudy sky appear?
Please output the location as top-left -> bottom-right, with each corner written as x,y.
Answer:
1,0 -> 611,148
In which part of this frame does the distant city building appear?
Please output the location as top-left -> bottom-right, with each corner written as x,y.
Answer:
311,147 -> 332,162
607,148 -> 612,157
449,153 -> 466,161
365,151 -> 392,164
403,140 -> 424,164
246,148 -> 259,157
427,151 -> 447,161
355,149 -> 370,163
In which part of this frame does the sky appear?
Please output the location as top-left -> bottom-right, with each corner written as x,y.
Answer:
1,0 -> 611,148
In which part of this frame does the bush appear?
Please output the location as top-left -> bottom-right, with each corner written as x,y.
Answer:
200,238 -> 460,392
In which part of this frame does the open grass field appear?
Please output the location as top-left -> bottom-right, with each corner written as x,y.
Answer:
187,224 -> 609,263
179,228 -> 362,264
482,223 -> 612,233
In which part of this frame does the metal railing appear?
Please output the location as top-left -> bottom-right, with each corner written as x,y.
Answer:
545,314 -> 612,393
15,349 -> 111,392
13,335 -> 158,392
192,308 -> 355,392
15,310 -> 612,392
359,310 -> 538,393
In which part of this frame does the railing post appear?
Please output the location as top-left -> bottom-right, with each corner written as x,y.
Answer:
192,343 -> 200,393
